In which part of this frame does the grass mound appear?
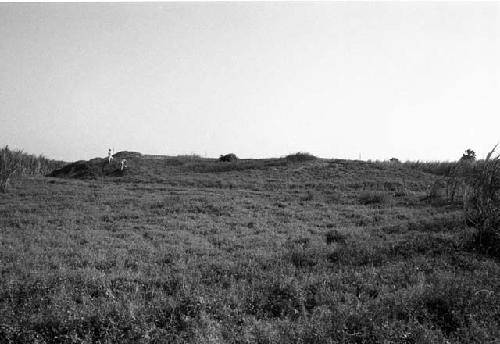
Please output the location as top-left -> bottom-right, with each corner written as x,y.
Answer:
48,159 -> 102,179
48,158 -> 125,179
112,151 -> 142,159
48,151 -> 145,179
285,152 -> 317,163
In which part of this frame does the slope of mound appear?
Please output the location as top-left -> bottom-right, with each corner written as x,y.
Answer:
48,158 -> 126,179
48,159 -> 102,179
47,152 -> 441,196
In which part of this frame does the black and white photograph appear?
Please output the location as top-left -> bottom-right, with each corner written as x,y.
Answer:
1,1 -> 499,343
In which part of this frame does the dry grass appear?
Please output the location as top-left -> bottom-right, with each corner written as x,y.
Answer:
1,155 -> 499,343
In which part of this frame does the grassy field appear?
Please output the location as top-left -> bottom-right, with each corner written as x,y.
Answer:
1,155 -> 499,343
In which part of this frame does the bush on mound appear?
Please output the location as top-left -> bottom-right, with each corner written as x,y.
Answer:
219,153 -> 238,162
285,152 -> 317,163
113,151 -> 142,159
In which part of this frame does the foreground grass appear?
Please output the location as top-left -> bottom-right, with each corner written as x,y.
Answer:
1,158 -> 499,343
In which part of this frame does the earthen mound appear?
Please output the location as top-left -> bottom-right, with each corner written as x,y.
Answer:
48,157 -> 128,179
48,158 -> 105,179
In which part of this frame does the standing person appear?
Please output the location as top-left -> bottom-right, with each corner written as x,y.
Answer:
108,148 -> 113,164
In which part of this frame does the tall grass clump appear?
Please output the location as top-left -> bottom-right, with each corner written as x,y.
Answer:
464,145 -> 500,257
0,146 -> 22,192
20,153 -> 65,176
0,145 -> 65,191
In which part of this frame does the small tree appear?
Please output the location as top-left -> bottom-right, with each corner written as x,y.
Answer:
0,146 -> 23,192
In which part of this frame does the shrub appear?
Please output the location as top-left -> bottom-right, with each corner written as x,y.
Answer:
463,145 -> 500,256
285,152 -> 317,163
219,153 -> 238,162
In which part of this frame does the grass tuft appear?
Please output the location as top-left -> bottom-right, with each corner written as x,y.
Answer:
358,191 -> 393,205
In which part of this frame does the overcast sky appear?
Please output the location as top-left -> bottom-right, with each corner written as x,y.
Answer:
1,2 -> 499,162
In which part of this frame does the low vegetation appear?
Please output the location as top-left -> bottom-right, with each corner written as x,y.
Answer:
1,150 -> 498,343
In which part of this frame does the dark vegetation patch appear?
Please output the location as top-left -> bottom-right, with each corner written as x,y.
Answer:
287,247 -> 323,268
112,151 -> 142,159
285,152 -> 318,163
358,190 -> 394,205
325,229 -> 347,245
48,157 -> 130,179
219,153 -> 239,162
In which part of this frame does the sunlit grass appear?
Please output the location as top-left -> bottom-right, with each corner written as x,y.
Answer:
1,157 -> 498,343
